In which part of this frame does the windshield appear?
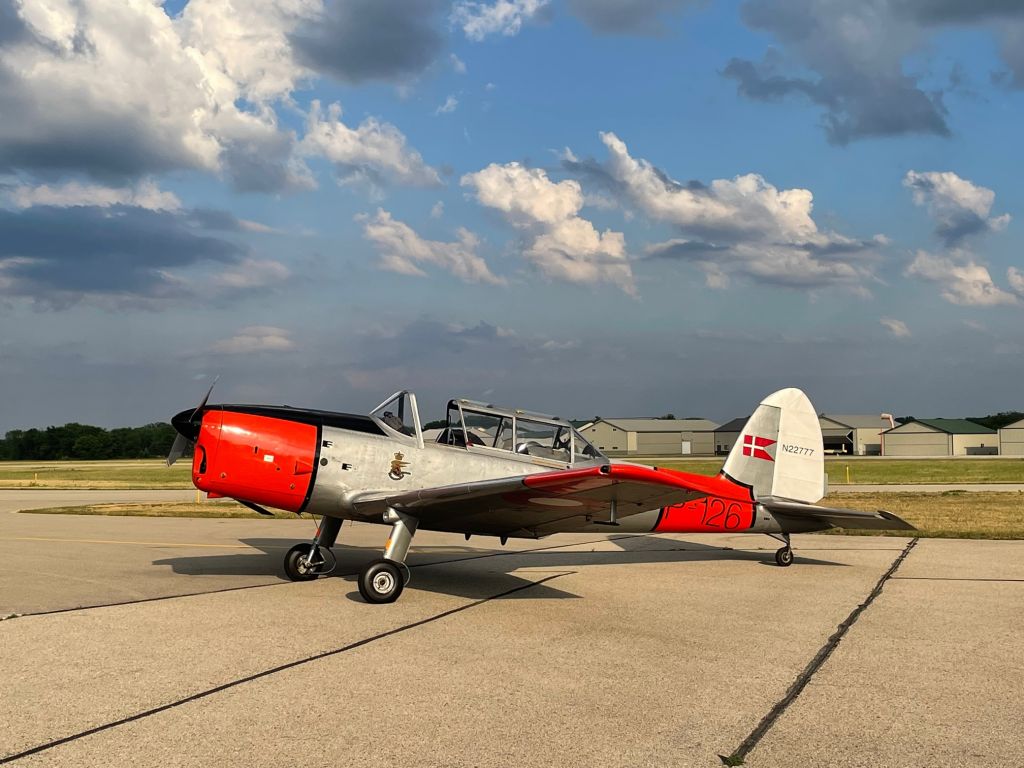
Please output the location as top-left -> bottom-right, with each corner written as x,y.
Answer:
439,399 -> 604,463
370,391 -> 419,438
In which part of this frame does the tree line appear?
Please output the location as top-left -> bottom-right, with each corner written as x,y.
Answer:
2,410 -> 1021,461
0,423 -> 177,461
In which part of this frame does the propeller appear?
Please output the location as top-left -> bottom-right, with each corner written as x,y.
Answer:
166,377 -> 218,467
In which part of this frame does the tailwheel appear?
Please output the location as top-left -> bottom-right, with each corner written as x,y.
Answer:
775,546 -> 794,567
358,559 -> 404,604
284,543 -> 331,581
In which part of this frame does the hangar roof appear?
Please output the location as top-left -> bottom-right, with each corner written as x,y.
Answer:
591,418 -> 719,433
884,418 -> 996,435
714,417 -> 749,433
821,414 -> 889,430
999,418 -> 1024,430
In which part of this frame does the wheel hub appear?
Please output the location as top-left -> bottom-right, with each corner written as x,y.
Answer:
373,571 -> 395,594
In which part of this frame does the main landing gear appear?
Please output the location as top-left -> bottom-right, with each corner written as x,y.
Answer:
357,508 -> 417,604
770,533 -> 794,567
281,509 -> 419,604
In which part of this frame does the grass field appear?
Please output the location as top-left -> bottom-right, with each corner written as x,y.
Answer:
0,457 -> 1021,489
19,491 -> 1024,539
653,457 -> 1024,485
825,491 -> 1024,539
0,460 -> 192,489
21,501 -> 290,518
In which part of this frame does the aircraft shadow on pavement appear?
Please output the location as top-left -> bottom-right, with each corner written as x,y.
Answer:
152,535 -> 846,601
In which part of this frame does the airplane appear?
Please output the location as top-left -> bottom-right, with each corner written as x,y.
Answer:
167,386 -> 914,604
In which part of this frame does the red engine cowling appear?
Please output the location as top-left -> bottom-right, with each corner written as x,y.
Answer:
193,410 -> 319,513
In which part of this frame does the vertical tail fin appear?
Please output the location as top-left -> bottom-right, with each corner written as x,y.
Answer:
721,388 -> 824,503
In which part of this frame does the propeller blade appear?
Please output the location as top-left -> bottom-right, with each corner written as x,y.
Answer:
166,376 -> 220,467
192,376 -> 219,420
166,432 -> 189,467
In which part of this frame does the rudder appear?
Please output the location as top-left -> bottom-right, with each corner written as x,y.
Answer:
721,388 -> 824,503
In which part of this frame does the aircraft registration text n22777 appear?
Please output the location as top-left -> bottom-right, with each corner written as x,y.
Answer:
167,386 -> 914,604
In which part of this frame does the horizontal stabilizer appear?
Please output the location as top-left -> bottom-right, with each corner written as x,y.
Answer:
761,497 -> 916,531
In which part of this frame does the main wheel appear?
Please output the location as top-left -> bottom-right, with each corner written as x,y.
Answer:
284,543 -> 324,582
358,559 -> 404,604
775,546 -> 794,567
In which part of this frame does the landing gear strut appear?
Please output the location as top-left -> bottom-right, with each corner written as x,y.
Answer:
283,517 -> 342,581
770,532 -> 794,567
358,508 -> 417,604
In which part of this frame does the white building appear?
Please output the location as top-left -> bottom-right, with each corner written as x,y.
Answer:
579,418 -> 719,457
882,419 -> 998,457
999,418 -> 1024,456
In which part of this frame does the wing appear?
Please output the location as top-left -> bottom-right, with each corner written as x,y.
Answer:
350,464 -> 751,538
760,498 -> 916,531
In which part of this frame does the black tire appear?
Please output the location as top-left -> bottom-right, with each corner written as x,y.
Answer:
775,546 -> 794,567
358,559 -> 404,604
284,544 -> 323,582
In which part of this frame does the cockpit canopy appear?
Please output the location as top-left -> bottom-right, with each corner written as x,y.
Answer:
440,398 -> 603,464
369,391 -> 604,465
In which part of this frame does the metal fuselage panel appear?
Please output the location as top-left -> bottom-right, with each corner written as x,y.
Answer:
305,425 -> 579,518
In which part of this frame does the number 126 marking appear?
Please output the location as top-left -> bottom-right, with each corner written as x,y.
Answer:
699,497 -> 745,529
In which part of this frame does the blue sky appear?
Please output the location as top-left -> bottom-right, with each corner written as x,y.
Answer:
1,0 -> 1023,431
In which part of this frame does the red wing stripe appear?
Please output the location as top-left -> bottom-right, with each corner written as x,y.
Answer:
522,464 -> 752,502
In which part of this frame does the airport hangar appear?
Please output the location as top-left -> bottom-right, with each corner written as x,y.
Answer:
710,414 -> 889,457
578,418 -> 719,457
999,418 -> 1024,456
881,419 -> 998,457
580,415 -> 1009,458
580,414 -> 889,457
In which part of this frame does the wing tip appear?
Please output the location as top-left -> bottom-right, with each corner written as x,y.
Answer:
879,509 -> 918,530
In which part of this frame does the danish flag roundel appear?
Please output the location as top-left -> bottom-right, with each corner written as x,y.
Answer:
742,434 -> 776,462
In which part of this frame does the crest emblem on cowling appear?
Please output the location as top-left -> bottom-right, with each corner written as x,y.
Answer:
389,452 -> 410,480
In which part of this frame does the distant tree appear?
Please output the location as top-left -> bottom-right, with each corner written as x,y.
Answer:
422,419 -> 448,430
658,413 -> 676,420
0,422 -> 178,460
968,412 -> 1024,430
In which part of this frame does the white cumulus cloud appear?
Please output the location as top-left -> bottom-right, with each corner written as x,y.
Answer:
435,95 -> 459,115
452,0 -> 549,41
578,132 -> 878,292
904,170 -> 1011,245
0,0 -> 320,190
461,162 -> 634,293
4,179 -> 181,211
906,251 -> 1018,307
210,326 -> 296,354
0,1 -> 437,195
210,258 -> 292,291
300,101 -> 441,188
880,317 -> 911,338
1008,266 -> 1024,298
360,209 -> 503,284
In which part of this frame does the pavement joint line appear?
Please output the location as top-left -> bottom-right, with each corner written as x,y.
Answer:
891,576 -> 1024,583
0,572 -> 572,765
719,537 -> 920,767
4,532 -> 878,622
3,534 -> 644,621
0,536 -> 260,549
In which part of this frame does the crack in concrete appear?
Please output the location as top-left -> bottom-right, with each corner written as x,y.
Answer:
0,572 -> 573,764
719,538 -> 919,766
892,576 -> 1024,583
6,534 -> 642,620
